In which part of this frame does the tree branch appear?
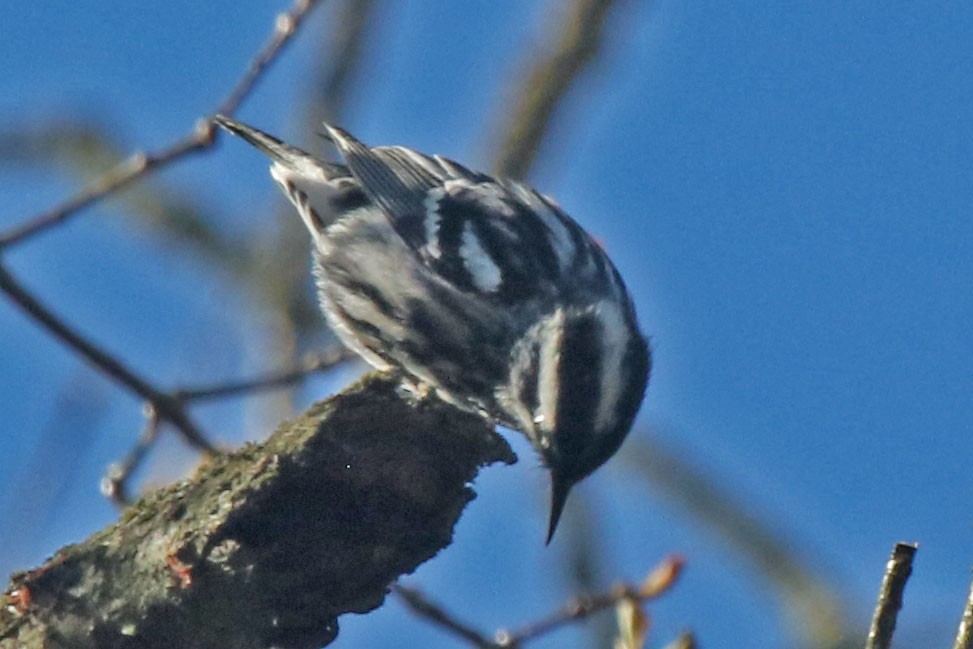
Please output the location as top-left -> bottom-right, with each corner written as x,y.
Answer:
0,0 -> 325,250
173,348 -> 353,403
622,435 -> 849,648
0,374 -> 515,649
491,0 -> 627,180
0,260 -> 213,453
216,0 -> 322,118
395,556 -> 684,648
865,542 -> 917,649
952,568 -> 973,649
394,586 -> 499,649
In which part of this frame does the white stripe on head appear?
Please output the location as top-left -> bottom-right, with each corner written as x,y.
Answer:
535,308 -> 567,443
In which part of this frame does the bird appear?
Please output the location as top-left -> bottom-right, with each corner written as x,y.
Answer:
214,115 -> 650,542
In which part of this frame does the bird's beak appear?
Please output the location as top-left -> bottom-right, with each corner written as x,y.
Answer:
546,470 -> 573,544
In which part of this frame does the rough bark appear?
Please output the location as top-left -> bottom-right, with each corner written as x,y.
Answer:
0,373 -> 515,649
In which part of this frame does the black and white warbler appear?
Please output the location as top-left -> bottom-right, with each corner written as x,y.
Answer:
214,115 -> 651,542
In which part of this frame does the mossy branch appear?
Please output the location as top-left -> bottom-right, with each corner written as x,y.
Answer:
0,374 -> 515,649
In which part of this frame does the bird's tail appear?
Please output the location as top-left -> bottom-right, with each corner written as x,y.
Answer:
214,115 -> 345,179
215,115 -> 369,237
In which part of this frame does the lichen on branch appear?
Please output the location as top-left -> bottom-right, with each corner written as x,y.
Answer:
1,373 -> 515,649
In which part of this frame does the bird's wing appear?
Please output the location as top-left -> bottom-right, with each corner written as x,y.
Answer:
323,124 -> 591,303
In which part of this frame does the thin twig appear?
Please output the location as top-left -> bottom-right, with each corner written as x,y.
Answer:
393,585 -> 500,649
498,583 -> 655,646
396,556 -> 683,648
0,260 -> 213,452
561,488 -> 615,646
0,127 -> 213,249
217,0 -> 321,117
174,348 -> 352,402
0,0 -> 324,251
622,435 -> 848,648
101,404 -> 163,505
504,555 -> 685,646
98,350 -> 351,505
0,0 -> 327,484
865,542 -> 917,649
952,569 -> 973,649
0,119 -> 256,278
491,0 -> 626,180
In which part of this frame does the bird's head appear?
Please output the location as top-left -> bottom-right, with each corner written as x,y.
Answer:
504,301 -> 650,543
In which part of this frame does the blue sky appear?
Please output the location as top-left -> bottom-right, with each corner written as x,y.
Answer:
1,2 -> 971,648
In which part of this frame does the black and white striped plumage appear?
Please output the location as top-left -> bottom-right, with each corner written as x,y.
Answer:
215,115 -> 651,542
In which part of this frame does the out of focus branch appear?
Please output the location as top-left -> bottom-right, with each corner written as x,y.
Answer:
0,118 -> 253,281
0,261 -> 213,453
0,0 -> 330,494
0,260 -> 352,505
311,0 -> 378,125
661,633 -> 698,649
0,123 -> 214,249
0,375 -> 515,649
396,555 -> 684,648
217,0 -> 321,118
393,586 -> 497,649
248,0 -> 381,422
0,0 -> 324,251
492,0 -> 627,180
623,434 -> 851,649
174,347 -> 353,402
497,556 -> 683,646
101,348 -> 354,505
561,488 -> 615,647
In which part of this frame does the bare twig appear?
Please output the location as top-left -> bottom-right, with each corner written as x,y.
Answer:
865,542 -> 917,649
953,570 -> 973,649
498,556 -> 683,646
0,0 -> 328,492
173,347 -> 352,402
491,0 -> 626,180
97,348 -> 353,504
396,556 -> 684,648
622,435 -> 849,648
0,119 -> 257,281
217,0 -> 321,117
0,260 -> 212,452
0,127 -> 213,249
101,404 -> 163,505
246,0 -> 379,423
0,0 -> 324,251
393,585 -> 499,649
